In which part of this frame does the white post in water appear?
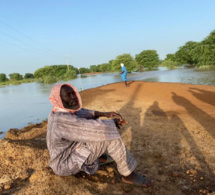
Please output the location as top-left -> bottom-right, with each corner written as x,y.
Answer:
65,56 -> 69,70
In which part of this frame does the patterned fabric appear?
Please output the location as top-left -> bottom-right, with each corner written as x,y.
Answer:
47,84 -> 121,176
84,139 -> 137,176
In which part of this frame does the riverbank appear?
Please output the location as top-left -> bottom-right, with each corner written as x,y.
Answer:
0,81 -> 215,194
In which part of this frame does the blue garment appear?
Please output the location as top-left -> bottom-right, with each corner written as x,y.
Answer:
121,66 -> 127,81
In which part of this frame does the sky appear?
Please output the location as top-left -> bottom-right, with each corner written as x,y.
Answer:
0,0 -> 215,76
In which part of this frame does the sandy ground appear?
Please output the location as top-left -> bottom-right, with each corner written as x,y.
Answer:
0,81 -> 215,195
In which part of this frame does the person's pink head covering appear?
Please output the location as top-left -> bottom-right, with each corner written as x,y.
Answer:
49,83 -> 82,114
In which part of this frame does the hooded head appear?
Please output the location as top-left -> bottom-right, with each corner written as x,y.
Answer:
120,63 -> 124,67
49,83 -> 82,114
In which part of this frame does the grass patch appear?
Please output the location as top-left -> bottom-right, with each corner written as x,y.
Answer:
198,65 -> 215,69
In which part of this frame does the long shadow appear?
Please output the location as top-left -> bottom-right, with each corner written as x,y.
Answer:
142,101 -> 215,193
172,92 -> 215,138
173,114 -> 215,180
142,101 -> 181,175
112,83 -> 149,193
117,83 -> 142,151
171,92 -> 215,191
189,88 -> 215,106
127,81 -> 135,86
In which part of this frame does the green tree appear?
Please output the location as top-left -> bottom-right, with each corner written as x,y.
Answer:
165,54 -> 176,61
175,41 -> 198,65
34,65 -> 66,78
192,30 -> 215,66
96,63 -> 110,72
96,64 -> 102,72
0,73 -> 8,82
112,53 -> 137,72
63,69 -> 77,81
89,65 -> 98,73
135,50 -> 159,70
161,59 -> 180,69
24,73 -> 34,79
108,60 -> 113,71
43,76 -> 58,84
34,65 -> 77,78
34,65 -> 77,83
9,73 -> 23,80
79,67 -> 90,74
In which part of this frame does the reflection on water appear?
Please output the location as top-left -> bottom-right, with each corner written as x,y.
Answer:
0,67 -> 214,138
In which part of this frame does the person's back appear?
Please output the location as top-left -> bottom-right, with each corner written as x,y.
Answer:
47,111 -> 78,176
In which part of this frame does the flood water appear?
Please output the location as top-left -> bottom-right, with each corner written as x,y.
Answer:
0,67 -> 215,138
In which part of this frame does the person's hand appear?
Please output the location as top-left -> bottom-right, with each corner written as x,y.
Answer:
113,118 -> 128,129
103,112 -> 125,122
94,111 -> 128,124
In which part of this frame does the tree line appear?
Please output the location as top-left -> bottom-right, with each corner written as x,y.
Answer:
162,30 -> 215,68
1,29 -> 214,84
80,50 -> 160,74
80,29 -> 215,71
0,51 -> 160,84
0,73 -> 34,82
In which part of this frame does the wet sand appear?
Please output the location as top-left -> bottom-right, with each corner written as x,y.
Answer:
0,81 -> 215,194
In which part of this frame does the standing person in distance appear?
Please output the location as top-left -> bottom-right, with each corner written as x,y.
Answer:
120,63 -> 128,87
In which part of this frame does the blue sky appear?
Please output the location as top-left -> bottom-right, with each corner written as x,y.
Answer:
0,0 -> 215,76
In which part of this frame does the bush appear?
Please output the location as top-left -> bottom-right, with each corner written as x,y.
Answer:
24,73 -> 34,79
43,76 -> 58,84
63,70 -> 77,81
0,73 -> 8,82
9,73 -> 23,80
161,60 -> 180,69
198,65 -> 214,69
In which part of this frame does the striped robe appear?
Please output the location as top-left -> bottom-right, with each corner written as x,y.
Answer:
47,83 -> 137,176
47,108 -> 121,176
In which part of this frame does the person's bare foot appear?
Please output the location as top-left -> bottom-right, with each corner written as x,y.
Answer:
121,172 -> 152,187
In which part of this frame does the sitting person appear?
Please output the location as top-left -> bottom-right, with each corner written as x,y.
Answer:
47,83 -> 152,187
